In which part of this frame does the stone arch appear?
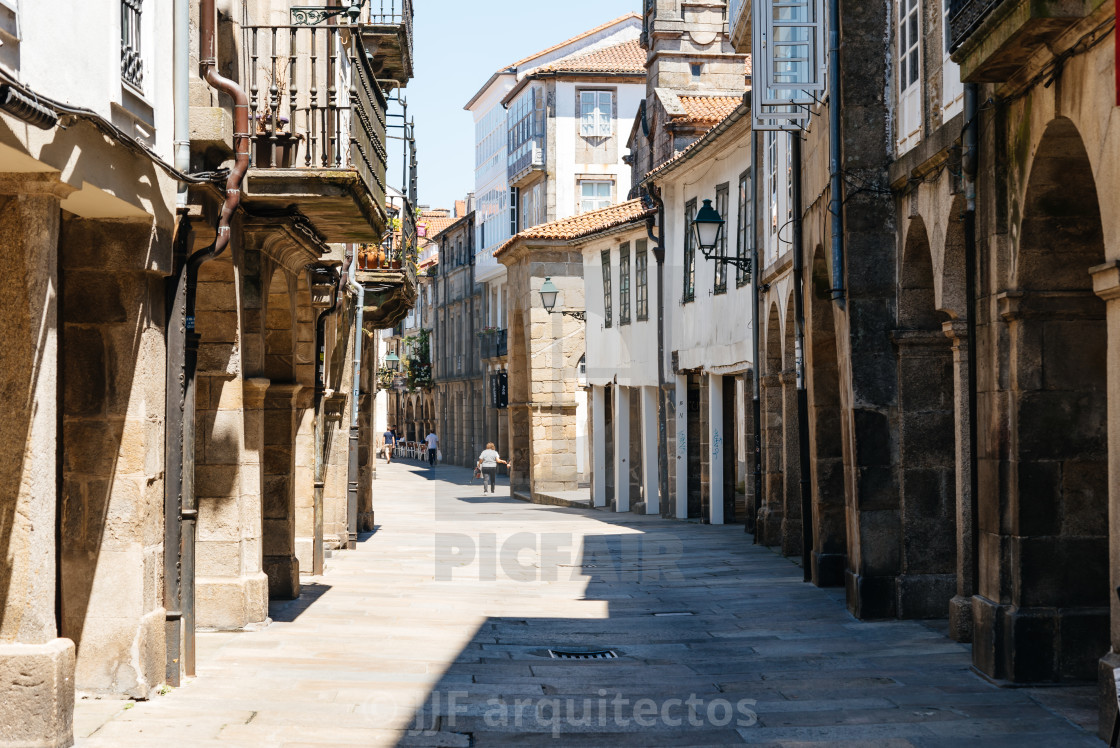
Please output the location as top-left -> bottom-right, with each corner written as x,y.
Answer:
935,194 -> 967,320
807,245 -> 845,586
894,217 -> 957,619
977,116 -> 1108,682
264,266 -> 296,381
758,301 -> 784,547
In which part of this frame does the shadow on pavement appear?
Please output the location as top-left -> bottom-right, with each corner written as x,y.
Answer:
268,582 -> 332,623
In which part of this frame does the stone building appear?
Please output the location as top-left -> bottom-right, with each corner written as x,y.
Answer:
431,208 -> 488,468
0,1 -> 414,745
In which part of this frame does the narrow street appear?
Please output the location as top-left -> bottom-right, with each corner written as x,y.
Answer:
76,464 -> 1100,747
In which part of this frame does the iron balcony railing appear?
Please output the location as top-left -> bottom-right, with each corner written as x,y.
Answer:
121,0 -> 143,89
948,0 -> 1006,51
242,25 -> 388,211
367,0 -> 413,56
480,329 -> 508,359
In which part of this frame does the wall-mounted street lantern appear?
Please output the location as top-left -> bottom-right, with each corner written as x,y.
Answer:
539,277 -> 586,322
692,198 -> 752,275
384,351 -> 401,371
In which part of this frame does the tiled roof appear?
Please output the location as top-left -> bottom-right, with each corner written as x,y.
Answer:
645,99 -> 749,184
494,199 -> 653,257
672,96 -> 744,126
534,39 -> 645,75
418,214 -> 458,240
505,13 -> 641,71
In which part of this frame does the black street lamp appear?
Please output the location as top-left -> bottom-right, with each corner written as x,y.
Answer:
539,277 -> 586,322
692,198 -> 752,275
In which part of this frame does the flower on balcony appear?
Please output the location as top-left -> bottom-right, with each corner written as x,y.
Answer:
477,326 -> 500,338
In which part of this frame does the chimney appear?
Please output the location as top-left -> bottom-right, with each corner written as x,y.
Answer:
455,200 -> 466,218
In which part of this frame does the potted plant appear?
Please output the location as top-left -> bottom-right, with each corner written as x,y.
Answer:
253,68 -> 302,167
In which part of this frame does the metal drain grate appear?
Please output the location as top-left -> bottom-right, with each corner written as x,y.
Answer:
548,648 -> 618,660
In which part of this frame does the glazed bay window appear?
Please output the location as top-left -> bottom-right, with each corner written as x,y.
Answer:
580,180 -> 612,213
714,182 -> 729,294
736,170 -> 752,288
683,198 -> 697,303
122,0 -> 143,89
897,0 -> 921,153
601,249 -> 613,328
619,242 -> 631,325
580,90 -> 613,137
635,239 -> 649,321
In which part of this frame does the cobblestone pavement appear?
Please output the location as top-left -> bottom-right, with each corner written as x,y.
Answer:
76,462 -> 1102,747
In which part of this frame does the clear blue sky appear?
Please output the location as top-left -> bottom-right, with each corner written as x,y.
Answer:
390,0 -> 641,212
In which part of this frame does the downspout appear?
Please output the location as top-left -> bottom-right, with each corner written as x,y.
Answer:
750,127 -> 763,542
165,0 -> 250,681
645,187 -> 669,517
174,0 -> 189,208
962,82 -> 980,602
827,0 -> 845,306
346,251 -> 366,547
312,264 -> 343,575
790,134 -> 813,581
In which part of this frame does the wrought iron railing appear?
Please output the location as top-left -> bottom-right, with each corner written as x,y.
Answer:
121,0 -> 143,89
480,329 -> 508,359
241,25 -> 387,211
949,0 -> 1006,51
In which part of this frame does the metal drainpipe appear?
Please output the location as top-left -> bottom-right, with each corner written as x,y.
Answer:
962,82 -> 980,599
312,264 -> 342,575
346,250 -> 366,546
646,186 -> 670,518
791,134 -> 813,581
828,0 -> 845,306
174,0 -> 189,208
164,0 -> 250,681
750,127 -> 763,542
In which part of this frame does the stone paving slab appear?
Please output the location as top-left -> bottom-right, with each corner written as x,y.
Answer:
76,462 -> 1103,746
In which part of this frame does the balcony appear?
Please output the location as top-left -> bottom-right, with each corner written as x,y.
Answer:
240,24 -> 389,243
509,143 -> 545,189
480,329 -> 508,360
728,0 -> 751,55
359,0 -> 414,86
949,0 -> 1093,82
354,197 -> 419,329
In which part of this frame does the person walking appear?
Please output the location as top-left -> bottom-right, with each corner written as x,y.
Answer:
476,442 -> 507,494
383,426 -> 396,464
425,429 -> 439,468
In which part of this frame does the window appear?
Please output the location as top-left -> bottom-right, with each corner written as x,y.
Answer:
897,0 -> 922,153
510,186 -> 519,234
122,0 -> 143,89
766,132 -> 778,263
580,90 -> 613,137
683,198 -> 696,303
636,239 -> 649,321
714,183 -> 730,294
690,63 -> 703,82
941,0 -> 964,118
601,249 -> 613,328
580,180 -> 612,213
619,243 -> 631,325
736,171 -> 752,288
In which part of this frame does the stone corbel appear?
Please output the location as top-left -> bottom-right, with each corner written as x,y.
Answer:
1091,260 -> 1120,302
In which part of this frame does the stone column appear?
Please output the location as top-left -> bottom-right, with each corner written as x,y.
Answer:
758,373 -> 784,546
674,373 -> 688,519
780,370 -> 801,554
0,177 -> 75,748
943,320 -> 973,642
613,385 -> 631,512
640,385 -> 660,515
294,405 -> 316,575
262,383 -> 303,600
1093,260 -> 1120,736
708,375 -> 725,525
591,386 -> 607,507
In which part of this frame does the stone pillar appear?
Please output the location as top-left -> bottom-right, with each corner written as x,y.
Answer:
943,320 -> 974,642
294,405 -> 316,575
0,177 -> 75,748
1093,260 -> 1120,737
674,373 -> 688,519
614,385 -> 631,513
591,386 -> 607,507
780,370 -> 801,554
758,373 -> 784,545
708,375 -> 725,525
58,217 -> 169,697
262,383 -> 303,600
641,385 -> 659,515
195,375 -> 269,630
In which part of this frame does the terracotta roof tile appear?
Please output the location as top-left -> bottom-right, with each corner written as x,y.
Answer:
494,199 -> 653,257
534,39 -> 645,75
417,214 -> 458,240
505,13 -> 641,71
645,99 -> 749,183
672,96 -> 744,126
